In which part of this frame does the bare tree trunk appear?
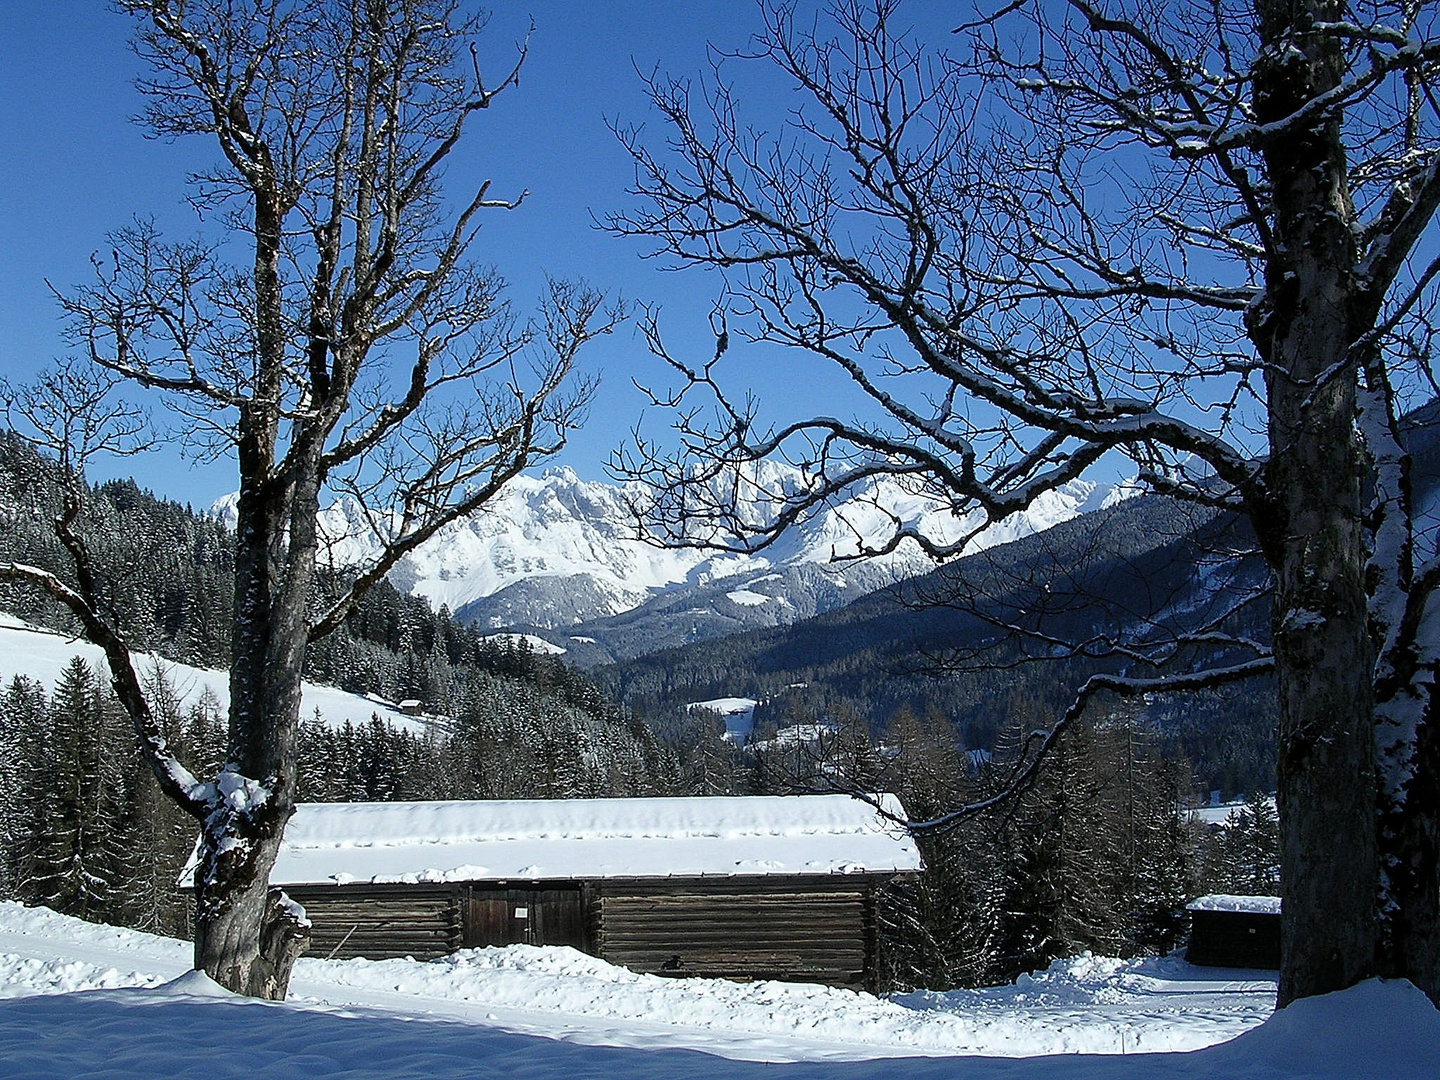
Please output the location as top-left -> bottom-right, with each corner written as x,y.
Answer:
193,839 -> 309,998
5,0 -> 601,1002
1250,0 -> 1378,1007
189,450 -> 319,997
1264,393 -> 1378,1006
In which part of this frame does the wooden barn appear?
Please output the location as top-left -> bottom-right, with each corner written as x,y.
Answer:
230,794 -> 921,990
1185,894 -> 1282,968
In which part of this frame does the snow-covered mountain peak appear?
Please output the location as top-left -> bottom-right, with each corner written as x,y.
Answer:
210,468 -> 1127,634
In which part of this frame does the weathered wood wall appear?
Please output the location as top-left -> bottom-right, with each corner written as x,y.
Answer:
591,877 -> 877,989
282,883 -> 462,961
264,874 -> 889,989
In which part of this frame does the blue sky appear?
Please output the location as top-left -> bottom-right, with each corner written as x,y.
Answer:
2,1 -> 897,505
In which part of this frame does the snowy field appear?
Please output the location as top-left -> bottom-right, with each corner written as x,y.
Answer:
0,614 -> 429,733
2,902 -> 1437,1079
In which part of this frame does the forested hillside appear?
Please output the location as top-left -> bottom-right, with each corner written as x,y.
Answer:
0,433 -> 656,769
602,400 -> 1440,807
602,493 -> 1279,801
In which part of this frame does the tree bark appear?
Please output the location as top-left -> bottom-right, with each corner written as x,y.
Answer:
1250,0 -> 1379,1006
193,836 -> 303,997
1264,394 -> 1379,1006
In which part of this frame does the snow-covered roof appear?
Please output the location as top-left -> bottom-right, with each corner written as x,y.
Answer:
1187,796 -> 1276,826
1187,894 -> 1282,915
260,794 -> 922,887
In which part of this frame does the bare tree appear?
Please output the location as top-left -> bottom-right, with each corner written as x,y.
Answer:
0,0 -> 614,999
609,0 -> 1440,1005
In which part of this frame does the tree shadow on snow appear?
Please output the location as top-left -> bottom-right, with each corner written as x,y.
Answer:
0,979 -> 1434,1080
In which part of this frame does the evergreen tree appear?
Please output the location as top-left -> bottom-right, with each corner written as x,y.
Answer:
1109,722 -> 1195,955
1199,794 -> 1283,897
113,666 -> 216,934
22,658 -> 128,920
877,705 -> 1000,990
0,675 -> 47,899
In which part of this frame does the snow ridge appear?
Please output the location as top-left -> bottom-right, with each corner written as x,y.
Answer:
0,613 -> 429,734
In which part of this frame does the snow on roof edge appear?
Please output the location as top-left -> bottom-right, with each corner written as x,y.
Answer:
216,794 -> 923,888
1187,894 -> 1282,915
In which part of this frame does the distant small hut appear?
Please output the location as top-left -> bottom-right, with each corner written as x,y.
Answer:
1185,894 -> 1281,968
190,794 -> 921,991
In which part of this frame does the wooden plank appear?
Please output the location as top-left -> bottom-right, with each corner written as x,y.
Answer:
600,898 -> 865,912
598,918 -> 864,933
599,906 -> 865,920
601,942 -> 864,958
600,892 -> 868,905
599,934 -> 864,947
598,921 -> 866,936
599,915 -> 864,933
289,885 -> 461,962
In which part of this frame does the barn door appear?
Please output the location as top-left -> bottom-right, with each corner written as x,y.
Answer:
462,886 -> 585,950
462,888 -> 528,948
529,887 -> 585,949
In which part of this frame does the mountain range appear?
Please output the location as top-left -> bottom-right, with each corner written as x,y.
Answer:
215,464 -> 1126,664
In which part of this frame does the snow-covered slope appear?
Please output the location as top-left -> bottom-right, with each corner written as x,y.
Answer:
215,466 -> 1118,644
3,901 -> 1438,1079
0,614 -> 428,733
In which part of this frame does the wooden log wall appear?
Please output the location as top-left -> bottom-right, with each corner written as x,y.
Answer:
247,873 -> 894,990
282,883 -> 462,961
591,877 -> 877,990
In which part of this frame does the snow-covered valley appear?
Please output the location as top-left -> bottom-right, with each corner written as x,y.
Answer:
4,901 -> 1436,1079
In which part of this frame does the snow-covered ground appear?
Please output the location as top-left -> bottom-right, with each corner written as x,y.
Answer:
0,613 -> 429,733
2,902 -> 1436,1079
1189,797 -> 1278,826
480,632 -> 568,655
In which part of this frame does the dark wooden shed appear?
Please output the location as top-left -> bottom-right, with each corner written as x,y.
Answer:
246,795 -> 921,990
1185,894 -> 1282,968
